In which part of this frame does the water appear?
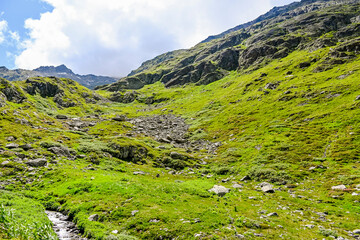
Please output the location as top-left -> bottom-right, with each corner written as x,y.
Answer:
45,210 -> 87,240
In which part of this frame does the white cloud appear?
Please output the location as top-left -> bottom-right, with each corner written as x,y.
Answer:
0,20 -> 8,44
15,0 -> 276,76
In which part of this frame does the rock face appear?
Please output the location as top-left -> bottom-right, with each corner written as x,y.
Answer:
98,0 -> 360,91
0,78 -> 26,103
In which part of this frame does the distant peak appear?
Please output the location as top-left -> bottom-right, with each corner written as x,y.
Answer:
34,64 -> 74,74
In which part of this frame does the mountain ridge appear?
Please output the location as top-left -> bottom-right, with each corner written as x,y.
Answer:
98,0 -> 360,91
0,64 -> 118,89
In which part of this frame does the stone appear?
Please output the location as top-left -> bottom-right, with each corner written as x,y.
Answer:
6,136 -> 16,141
133,171 -> 145,175
112,115 -> 127,122
112,230 -> 119,234
49,146 -> 72,157
6,143 -> 19,149
353,229 -> 360,234
170,152 -> 185,159
56,115 -> 68,120
88,214 -> 99,221
131,210 -> 139,216
1,161 -> 10,166
19,144 -> 32,151
232,183 -> 243,189
331,185 -> 347,191
267,212 -> 278,217
261,182 -> 275,193
208,185 -> 230,197
240,175 -> 251,181
25,158 -> 47,167
355,184 -> 360,190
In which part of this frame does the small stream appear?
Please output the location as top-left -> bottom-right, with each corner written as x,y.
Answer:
46,210 -> 87,240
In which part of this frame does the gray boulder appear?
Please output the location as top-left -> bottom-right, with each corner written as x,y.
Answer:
25,158 -> 47,167
6,143 -> 19,149
208,185 -> 230,196
88,214 -> 99,221
331,185 -> 347,191
260,182 -> 275,193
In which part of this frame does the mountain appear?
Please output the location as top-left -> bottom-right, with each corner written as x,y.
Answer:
0,64 -> 118,89
1,0 -> 360,239
98,0 -> 360,91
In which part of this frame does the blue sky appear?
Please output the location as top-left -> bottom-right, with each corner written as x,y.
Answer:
0,0 -> 297,76
0,0 -> 53,69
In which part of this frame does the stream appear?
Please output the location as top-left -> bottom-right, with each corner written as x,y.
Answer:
46,210 -> 87,240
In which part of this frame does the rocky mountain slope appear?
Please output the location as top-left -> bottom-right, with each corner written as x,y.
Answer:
0,0 -> 360,239
98,0 -> 360,91
0,64 -> 118,89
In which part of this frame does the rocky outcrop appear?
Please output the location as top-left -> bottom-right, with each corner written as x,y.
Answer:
99,0 -> 360,91
24,78 -> 61,98
0,78 -> 27,103
105,143 -> 148,163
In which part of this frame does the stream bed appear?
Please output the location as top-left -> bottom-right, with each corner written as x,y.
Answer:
46,210 -> 87,240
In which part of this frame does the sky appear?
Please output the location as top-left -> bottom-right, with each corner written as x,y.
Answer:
0,0 -> 297,77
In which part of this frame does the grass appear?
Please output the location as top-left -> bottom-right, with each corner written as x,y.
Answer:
0,37 -> 359,239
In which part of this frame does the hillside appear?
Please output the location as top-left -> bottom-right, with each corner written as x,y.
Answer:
0,0 -> 360,239
0,64 -> 118,89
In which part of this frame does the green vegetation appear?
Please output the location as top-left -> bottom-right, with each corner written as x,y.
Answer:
0,1 -> 359,239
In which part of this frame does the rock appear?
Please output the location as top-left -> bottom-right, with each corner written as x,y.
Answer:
1,161 -> 10,166
260,182 -> 275,193
88,214 -> 99,221
353,229 -> 360,234
331,185 -> 347,191
304,224 -> 315,229
112,115 -> 127,121
264,82 -> 280,90
232,183 -> 243,189
149,219 -> 160,223
6,136 -> 16,141
133,171 -> 145,175
25,158 -> 47,167
112,230 -> 119,234
241,175 -> 251,181
48,146 -> 72,157
267,212 -> 278,217
170,152 -> 185,160
355,184 -> 360,190
56,115 -> 68,120
208,185 -> 230,197
131,210 -> 139,216
6,143 -> 19,149
19,144 -> 32,151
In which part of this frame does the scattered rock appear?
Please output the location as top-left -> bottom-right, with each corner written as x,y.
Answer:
232,183 -> 243,189
56,115 -> 68,120
133,171 -> 145,175
112,115 -> 127,121
149,219 -> 160,223
19,144 -> 32,151
131,210 -> 139,216
208,185 -> 230,197
267,212 -> 278,217
25,158 -> 47,167
6,143 -> 19,149
331,185 -> 347,191
260,182 -> 275,193
241,175 -> 251,181
88,214 -> 99,221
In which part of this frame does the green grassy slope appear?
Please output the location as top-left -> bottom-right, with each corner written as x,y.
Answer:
0,42 -> 359,239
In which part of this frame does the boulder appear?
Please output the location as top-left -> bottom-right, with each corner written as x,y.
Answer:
112,115 -> 127,121
260,182 -> 275,193
56,115 -> 68,120
19,144 -> 32,151
331,185 -> 347,191
25,158 -> 47,167
6,143 -> 19,149
208,185 -> 230,197
88,214 -> 99,221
